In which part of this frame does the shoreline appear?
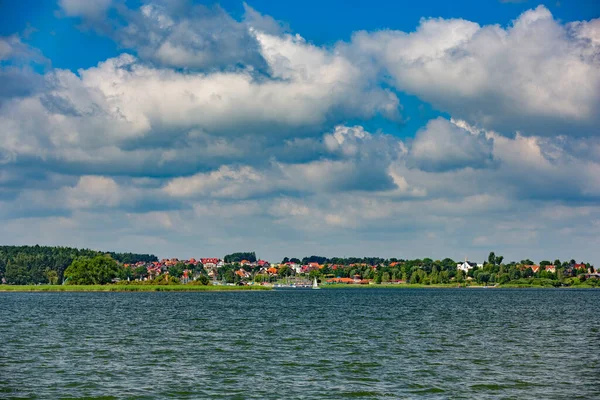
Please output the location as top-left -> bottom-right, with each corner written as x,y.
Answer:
322,283 -> 598,289
0,284 -> 272,292
1,283 -> 597,292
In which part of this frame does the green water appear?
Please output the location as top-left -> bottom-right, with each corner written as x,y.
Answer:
1,289 -> 598,399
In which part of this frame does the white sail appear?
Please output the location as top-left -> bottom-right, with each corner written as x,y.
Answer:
312,277 -> 320,289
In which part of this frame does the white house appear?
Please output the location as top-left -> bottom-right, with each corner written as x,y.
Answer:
457,260 -> 482,272
289,263 -> 302,274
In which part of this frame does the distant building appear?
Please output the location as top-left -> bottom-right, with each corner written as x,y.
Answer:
457,260 -> 481,272
235,269 -> 251,279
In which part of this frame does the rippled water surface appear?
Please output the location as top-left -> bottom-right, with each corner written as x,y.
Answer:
1,289 -> 599,399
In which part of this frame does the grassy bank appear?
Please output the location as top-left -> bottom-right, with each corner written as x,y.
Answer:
0,284 -> 272,292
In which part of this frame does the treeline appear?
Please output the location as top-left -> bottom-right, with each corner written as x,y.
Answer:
292,253 -> 596,287
106,252 -> 157,264
284,256 -> 447,267
0,245 -> 157,285
224,252 -> 257,263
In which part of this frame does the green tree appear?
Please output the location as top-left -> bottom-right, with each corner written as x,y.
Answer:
382,272 -> 390,283
133,266 -> 147,280
440,271 -> 450,284
309,270 -> 321,280
197,274 -> 210,285
488,252 -> 496,266
553,259 -> 561,267
477,272 -> 491,285
5,254 -> 46,284
169,262 -> 185,279
278,265 -> 292,277
224,252 -> 257,263
45,268 -> 59,285
509,267 -> 521,280
409,271 -> 418,284
224,270 -> 235,284
64,255 -> 120,285
441,258 -> 456,271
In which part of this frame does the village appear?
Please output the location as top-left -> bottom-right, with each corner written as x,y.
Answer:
120,255 -> 599,287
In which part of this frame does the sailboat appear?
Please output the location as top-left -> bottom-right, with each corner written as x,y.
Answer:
312,277 -> 321,290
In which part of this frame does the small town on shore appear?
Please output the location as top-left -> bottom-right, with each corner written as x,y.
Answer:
1,246 -> 598,288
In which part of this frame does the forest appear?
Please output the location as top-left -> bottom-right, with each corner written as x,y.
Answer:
0,246 -> 157,285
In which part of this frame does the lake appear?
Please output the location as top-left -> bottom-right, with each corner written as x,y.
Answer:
1,289 -> 599,399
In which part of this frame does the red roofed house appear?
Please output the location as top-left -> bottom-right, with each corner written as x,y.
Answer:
327,277 -> 354,284
531,265 -> 540,273
235,269 -> 250,279
545,265 -> 556,273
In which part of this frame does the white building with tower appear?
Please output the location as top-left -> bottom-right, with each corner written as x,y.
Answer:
457,259 -> 483,272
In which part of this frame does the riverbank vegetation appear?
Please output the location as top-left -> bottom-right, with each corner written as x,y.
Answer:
0,245 -> 155,285
0,246 -> 597,289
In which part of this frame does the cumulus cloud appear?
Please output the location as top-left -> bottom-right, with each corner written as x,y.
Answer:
163,166 -> 270,199
0,29 -> 398,179
64,175 -> 121,208
351,6 -> 600,136
409,117 -> 494,172
0,35 -> 44,62
116,2 -> 266,70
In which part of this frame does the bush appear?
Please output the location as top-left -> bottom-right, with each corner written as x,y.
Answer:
191,275 -> 210,286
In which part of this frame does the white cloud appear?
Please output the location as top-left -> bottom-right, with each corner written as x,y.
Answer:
0,29 -> 398,177
324,125 -> 370,157
163,166 -> 268,199
409,117 -> 494,172
351,6 -> 600,136
64,175 -> 121,208
118,2 -> 265,69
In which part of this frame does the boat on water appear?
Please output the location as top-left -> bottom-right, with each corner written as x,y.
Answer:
312,277 -> 321,290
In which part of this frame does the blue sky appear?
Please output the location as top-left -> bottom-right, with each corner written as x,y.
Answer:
2,1 -> 597,72
0,0 -> 599,263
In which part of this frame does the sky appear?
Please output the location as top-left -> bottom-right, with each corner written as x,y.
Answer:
0,0 -> 599,263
